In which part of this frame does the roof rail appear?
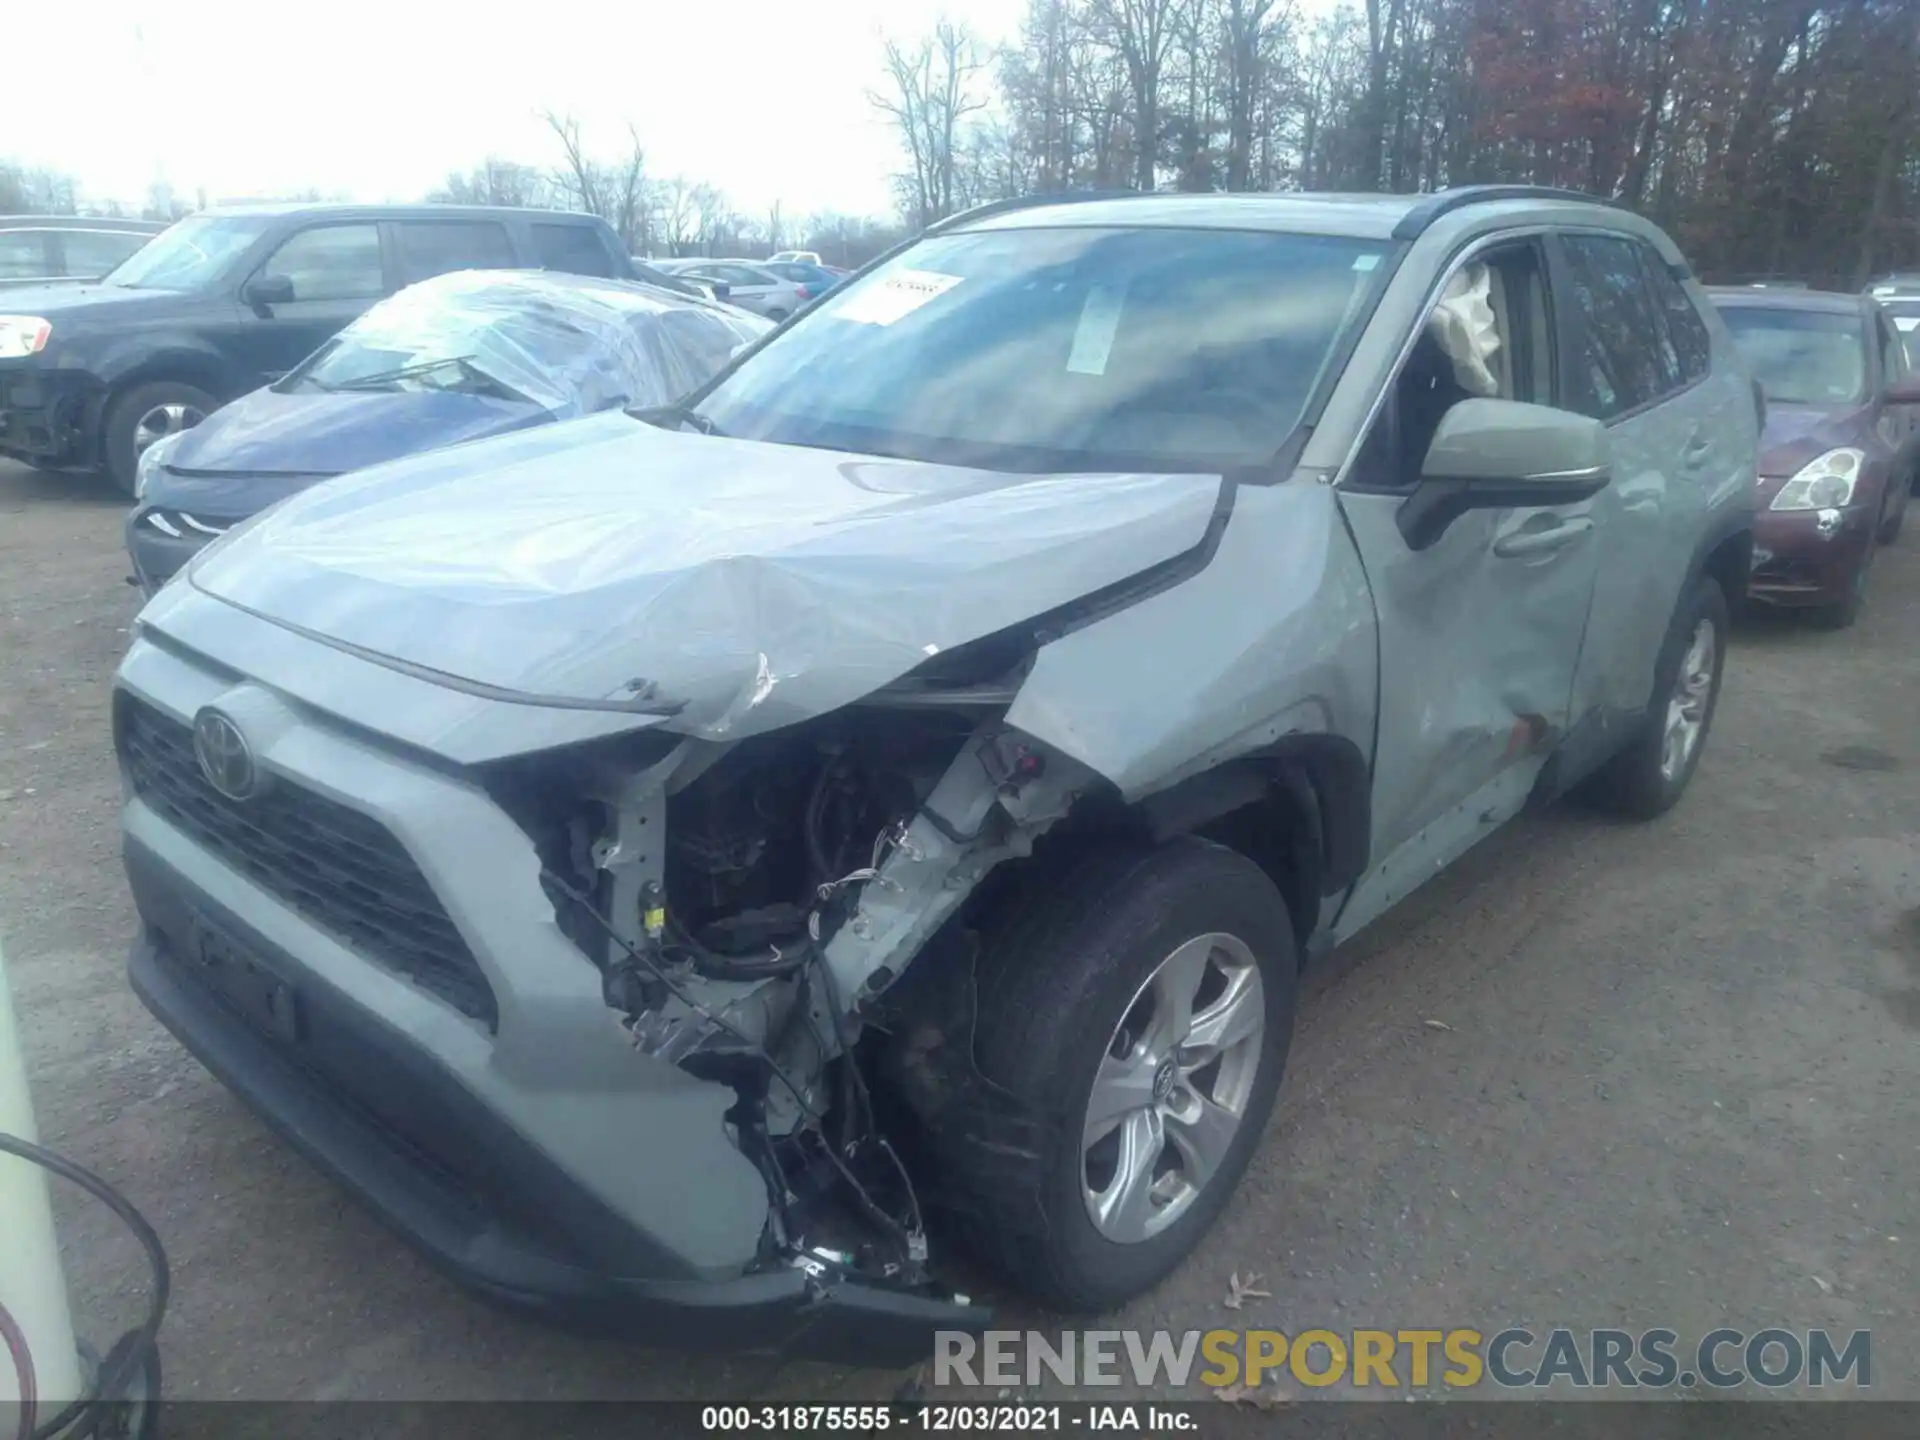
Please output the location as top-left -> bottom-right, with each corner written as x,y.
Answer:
1391,185 -> 1613,240
927,187 -> 1144,235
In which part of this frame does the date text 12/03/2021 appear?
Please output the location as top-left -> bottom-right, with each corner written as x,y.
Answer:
701,1406 -> 1195,1431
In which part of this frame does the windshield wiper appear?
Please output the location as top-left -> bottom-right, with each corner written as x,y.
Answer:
330,355 -> 481,391
628,401 -> 722,436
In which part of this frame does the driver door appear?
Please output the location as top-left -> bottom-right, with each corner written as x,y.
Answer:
1332,235 -> 1602,941
228,222 -> 393,388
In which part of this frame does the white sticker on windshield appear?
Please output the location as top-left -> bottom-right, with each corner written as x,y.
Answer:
1066,284 -> 1126,376
832,269 -> 963,326
1353,254 -> 1380,271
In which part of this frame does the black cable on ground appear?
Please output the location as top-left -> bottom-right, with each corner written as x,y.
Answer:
0,1131 -> 168,1440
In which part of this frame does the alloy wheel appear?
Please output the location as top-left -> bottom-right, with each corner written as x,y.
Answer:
1081,933 -> 1265,1243
1659,617 -> 1717,782
133,402 -> 204,454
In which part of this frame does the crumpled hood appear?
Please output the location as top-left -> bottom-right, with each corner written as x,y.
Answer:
186,411 -> 1224,739
149,387 -> 544,517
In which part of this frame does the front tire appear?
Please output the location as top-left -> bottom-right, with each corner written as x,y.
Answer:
104,381 -> 215,497
1584,577 -> 1729,818
921,838 -> 1297,1312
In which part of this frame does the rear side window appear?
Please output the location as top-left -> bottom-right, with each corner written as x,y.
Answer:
393,221 -> 515,284
1558,233 -> 1671,420
260,224 -> 386,302
60,230 -> 149,277
0,231 -> 50,280
1639,248 -> 1712,384
532,222 -> 617,277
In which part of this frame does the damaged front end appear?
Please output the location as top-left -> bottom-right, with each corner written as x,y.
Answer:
127,414 -> 1232,1355
479,652 -> 1100,1321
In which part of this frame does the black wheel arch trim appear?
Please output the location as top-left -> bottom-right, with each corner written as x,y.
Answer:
1134,733 -> 1372,899
1688,506 -> 1755,599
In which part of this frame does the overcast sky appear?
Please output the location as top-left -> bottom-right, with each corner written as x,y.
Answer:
12,0 -> 1031,219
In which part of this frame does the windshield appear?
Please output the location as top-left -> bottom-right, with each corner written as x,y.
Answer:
280,268 -> 766,415
103,215 -> 271,290
1719,306 -> 1868,407
693,226 -> 1389,472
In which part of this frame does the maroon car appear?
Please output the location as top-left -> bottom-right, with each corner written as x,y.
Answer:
1709,287 -> 1920,627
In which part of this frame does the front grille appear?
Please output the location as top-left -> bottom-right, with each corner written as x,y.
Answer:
117,694 -> 498,1029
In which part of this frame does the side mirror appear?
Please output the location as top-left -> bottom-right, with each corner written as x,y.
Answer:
1884,372 -> 1920,404
241,274 -> 296,312
1397,397 -> 1611,550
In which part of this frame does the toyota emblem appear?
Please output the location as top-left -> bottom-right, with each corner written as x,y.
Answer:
193,708 -> 259,801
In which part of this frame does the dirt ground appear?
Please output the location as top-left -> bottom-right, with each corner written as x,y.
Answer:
3,456 -> 1917,1404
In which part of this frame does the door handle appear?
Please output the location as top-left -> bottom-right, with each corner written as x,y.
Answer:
1682,433 -> 1713,466
1493,516 -> 1594,558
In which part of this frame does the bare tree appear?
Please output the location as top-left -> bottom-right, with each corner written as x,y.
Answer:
430,157 -> 548,207
658,177 -> 700,254
0,163 -> 79,214
1223,0 -> 1291,189
143,178 -> 193,222
872,19 -> 990,228
691,184 -> 731,254
541,111 -> 653,251
1089,0 -> 1190,189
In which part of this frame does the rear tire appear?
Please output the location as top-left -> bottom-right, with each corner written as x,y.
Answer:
915,838 -> 1297,1312
1583,577 -> 1729,819
104,381 -> 215,497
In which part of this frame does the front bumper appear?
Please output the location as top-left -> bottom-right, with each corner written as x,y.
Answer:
1748,504 -> 1875,607
0,365 -> 97,467
129,928 -> 982,1364
125,508 -> 217,595
114,632 -> 988,1364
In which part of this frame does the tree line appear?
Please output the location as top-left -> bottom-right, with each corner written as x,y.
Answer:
13,1 -> 1917,287
873,0 -> 1920,288
425,114 -> 910,268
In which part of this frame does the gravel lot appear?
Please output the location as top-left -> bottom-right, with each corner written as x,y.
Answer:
3,456 -> 1917,1404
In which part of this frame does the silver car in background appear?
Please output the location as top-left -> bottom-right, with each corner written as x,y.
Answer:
651,257 -> 809,320
0,215 -> 164,288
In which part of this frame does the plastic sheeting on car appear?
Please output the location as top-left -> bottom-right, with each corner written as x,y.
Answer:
295,268 -> 770,418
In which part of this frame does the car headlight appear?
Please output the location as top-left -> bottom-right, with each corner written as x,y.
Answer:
1770,448 -> 1863,511
133,430 -> 183,501
0,316 -> 51,359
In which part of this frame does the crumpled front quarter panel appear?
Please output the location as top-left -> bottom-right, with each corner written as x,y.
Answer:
1006,479 -> 1378,802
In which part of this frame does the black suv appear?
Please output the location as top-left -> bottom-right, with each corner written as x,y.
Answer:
0,203 -> 690,492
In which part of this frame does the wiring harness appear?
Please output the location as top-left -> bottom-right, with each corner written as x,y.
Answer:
0,1133 -> 167,1440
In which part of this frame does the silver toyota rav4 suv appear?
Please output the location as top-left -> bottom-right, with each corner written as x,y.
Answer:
115,186 -> 1759,1364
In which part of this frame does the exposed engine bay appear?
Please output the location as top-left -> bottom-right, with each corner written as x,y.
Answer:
488,688 -> 1096,1293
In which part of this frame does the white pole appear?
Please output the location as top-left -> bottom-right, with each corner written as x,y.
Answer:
0,934 -> 86,1421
